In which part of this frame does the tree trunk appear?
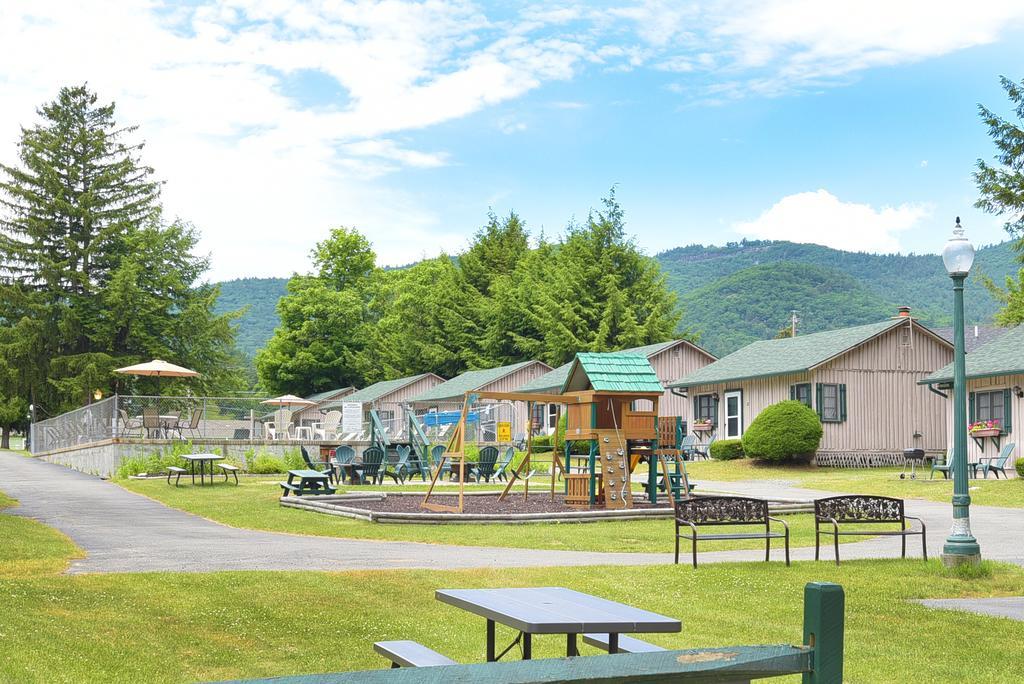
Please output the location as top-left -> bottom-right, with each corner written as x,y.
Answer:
1,426 -> 10,450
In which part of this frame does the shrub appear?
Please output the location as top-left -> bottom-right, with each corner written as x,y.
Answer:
710,438 -> 745,460
249,453 -> 287,474
282,448 -> 306,470
1016,457 -> 1024,479
741,400 -> 822,463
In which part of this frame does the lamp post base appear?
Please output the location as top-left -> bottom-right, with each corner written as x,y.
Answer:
941,552 -> 982,568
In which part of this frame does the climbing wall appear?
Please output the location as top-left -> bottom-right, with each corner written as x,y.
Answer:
596,430 -> 632,510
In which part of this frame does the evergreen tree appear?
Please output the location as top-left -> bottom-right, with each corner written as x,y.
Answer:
459,210 -> 530,295
0,85 -> 242,411
975,76 -> 1024,326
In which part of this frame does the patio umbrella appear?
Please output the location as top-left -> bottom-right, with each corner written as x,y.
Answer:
261,395 -> 316,437
114,359 -> 200,394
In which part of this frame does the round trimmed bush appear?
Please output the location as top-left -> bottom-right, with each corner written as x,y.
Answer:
1016,456 -> 1024,479
710,438 -> 744,460
741,400 -> 822,463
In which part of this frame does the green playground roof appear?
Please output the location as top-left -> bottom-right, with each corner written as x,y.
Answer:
516,339 -> 711,393
669,318 -> 949,389
921,325 -> 1024,384
561,352 -> 664,393
410,360 -> 549,403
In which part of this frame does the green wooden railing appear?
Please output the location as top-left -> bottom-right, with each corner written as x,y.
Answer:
225,582 -> 844,684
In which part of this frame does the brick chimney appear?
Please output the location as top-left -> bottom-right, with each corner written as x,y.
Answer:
895,306 -> 911,318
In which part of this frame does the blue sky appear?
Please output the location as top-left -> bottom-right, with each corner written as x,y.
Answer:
2,1 -> 1023,280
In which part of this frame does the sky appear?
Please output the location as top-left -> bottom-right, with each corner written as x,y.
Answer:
2,1 -> 1023,282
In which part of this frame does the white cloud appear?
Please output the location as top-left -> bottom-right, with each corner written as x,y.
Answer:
735,190 -> 930,253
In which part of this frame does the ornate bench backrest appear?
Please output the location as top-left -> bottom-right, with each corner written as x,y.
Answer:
674,496 -> 768,525
814,495 -> 904,524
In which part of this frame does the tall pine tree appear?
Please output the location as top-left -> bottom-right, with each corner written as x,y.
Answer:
0,85 -> 241,411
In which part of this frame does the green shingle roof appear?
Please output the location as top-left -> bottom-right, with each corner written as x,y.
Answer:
328,373 -> 439,406
410,361 -> 547,403
921,325 -> 1024,384
669,319 -> 931,389
562,353 -> 664,393
516,340 -> 709,393
304,387 -> 354,404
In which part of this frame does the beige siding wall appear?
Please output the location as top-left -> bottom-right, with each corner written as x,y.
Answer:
649,342 -> 717,417
480,361 -> 553,431
949,375 -> 1024,469
683,322 -> 953,456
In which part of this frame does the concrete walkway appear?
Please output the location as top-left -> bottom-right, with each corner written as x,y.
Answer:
2,451 -> 1023,573
918,597 -> 1024,621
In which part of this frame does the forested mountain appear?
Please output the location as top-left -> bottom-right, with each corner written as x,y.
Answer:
213,278 -> 289,358
213,240 -> 1019,360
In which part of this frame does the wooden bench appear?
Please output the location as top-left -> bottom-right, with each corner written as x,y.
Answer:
814,495 -> 926,565
674,496 -> 790,568
583,633 -> 665,653
166,466 -> 187,486
373,641 -> 456,668
217,462 -> 240,485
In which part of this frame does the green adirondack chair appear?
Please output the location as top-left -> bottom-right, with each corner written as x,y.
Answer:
930,449 -> 953,480
494,447 -> 515,482
430,444 -> 451,481
357,447 -> 386,485
384,445 -> 412,484
407,446 -> 431,482
472,446 -> 500,483
978,442 -> 1016,479
301,446 -> 335,484
333,446 -> 355,484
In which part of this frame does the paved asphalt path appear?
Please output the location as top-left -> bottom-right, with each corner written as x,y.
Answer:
917,597 -> 1024,621
3,452 -> 1023,573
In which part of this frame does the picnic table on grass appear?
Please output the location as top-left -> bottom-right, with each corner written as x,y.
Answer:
280,469 -> 337,497
435,587 -> 681,661
182,453 -> 223,486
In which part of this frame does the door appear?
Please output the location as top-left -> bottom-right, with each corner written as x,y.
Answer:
724,390 -> 743,439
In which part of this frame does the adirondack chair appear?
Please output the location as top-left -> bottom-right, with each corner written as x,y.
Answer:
314,410 -> 342,440
978,442 -> 1016,479
357,447 -> 386,485
384,445 -> 413,484
930,449 -> 953,480
301,446 -> 336,484
679,434 -> 697,461
333,445 -> 355,484
494,447 -> 515,482
472,446 -> 500,483
430,444 -> 451,481
406,446 -> 431,482
694,435 -> 716,460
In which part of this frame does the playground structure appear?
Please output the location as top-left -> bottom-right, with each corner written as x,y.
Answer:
421,352 -> 694,514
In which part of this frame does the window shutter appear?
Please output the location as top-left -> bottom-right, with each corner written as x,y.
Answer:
839,384 -> 847,422
712,395 -> 720,428
790,385 -> 796,401
1004,388 -> 1013,433
692,396 -> 698,425
815,384 -> 823,419
968,392 -> 975,423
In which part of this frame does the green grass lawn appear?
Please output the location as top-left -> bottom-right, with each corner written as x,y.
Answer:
686,459 -> 1024,508
120,476 -> 870,554
0,493 -> 1022,683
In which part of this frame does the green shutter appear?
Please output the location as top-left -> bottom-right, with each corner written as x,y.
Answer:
712,395 -> 720,428
838,384 -> 847,422
815,384 -> 823,419
1004,388 -> 1013,433
692,396 -> 698,424
790,385 -> 796,401
968,392 -> 975,423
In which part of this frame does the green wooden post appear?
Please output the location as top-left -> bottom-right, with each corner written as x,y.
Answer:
649,415 -> 659,504
802,582 -> 844,684
588,440 -> 598,506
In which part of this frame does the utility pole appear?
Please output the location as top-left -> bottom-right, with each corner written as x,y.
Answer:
790,310 -> 800,337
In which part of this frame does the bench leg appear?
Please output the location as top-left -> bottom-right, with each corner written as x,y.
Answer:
692,536 -> 698,569
674,531 -> 679,565
765,534 -> 771,563
232,470 -> 239,485
901,525 -> 907,559
921,527 -> 928,561
833,532 -> 840,566
522,632 -> 532,660
784,528 -> 791,566
815,526 -> 820,561
566,633 -> 578,657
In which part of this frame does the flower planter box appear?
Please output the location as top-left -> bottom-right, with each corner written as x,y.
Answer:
969,428 -> 1001,438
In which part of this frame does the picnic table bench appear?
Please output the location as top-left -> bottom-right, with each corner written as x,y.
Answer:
280,469 -> 337,497
814,495 -> 926,565
674,496 -> 790,568
373,641 -> 455,668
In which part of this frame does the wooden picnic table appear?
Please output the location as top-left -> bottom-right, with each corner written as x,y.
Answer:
435,587 -> 680,662
281,469 -> 337,497
182,453 -> 223,486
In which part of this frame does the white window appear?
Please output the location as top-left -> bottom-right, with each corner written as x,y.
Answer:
724,390 -> 743,438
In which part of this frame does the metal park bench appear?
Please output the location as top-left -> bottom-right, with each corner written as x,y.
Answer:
674,496 -> 790,568
223,582 -> 845,684
814,495 -> 926,565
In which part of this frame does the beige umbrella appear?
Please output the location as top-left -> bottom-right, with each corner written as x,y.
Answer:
115,359 -> 200,378
261,394 -> 316,438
